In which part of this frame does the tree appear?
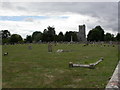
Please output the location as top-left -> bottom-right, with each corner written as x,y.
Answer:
104,33 -> 115,41
2,30 -> 11,39
25,35 -> 32,43
116,33 -> 120,41
42,29 -> 48,42
57,32 -> 64,42
42,26 -> 56,42
72,32 -> 78,42
64,31 -> 71,42
47,26 -> 56,36
32,31 -> 42,42
87,26 -> 104,41
64,31 -> 78,42
1,30 -> 11,44
47,26 -> 56,42
10,34 -> 23,44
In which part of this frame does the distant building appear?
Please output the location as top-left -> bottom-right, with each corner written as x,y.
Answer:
77,24 -> 86,42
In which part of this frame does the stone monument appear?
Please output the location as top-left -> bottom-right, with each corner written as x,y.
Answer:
77,24 -> 86,42
48,43 -> 52,52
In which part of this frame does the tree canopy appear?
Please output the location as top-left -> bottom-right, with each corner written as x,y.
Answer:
1,30 -> 11,44
1,25 -> 120,44
104,33 -> 115,41
32,31 -> 42,42
87,26 -> 104,41
116,33 -> 120,41
10,34 -> 23,44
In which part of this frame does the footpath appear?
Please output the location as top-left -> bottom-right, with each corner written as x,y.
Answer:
105,61 -> 120,90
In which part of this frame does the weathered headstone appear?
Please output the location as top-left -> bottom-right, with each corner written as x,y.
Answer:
70,36 -> 73,43
69,62 -> 73,68
28,45 -> 32,50
4,52 -> 8,56
48,43 -> 52,52
69,57 -> 103,69
113,45 -> 115,47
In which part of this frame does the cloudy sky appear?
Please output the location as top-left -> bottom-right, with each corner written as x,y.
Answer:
0,2 -> 118,38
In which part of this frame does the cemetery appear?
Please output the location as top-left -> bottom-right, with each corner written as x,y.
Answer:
2,43 -> 119,88
1,24 -> 120,88
0,2 -> 120,89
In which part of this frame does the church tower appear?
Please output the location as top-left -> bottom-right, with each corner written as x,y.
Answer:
77,24 -> 86,42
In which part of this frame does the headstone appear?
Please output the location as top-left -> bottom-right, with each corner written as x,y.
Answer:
4,52 -> 8,56
54,42 -> 57,46
57,49 -> 63,53
48,43 -> 52,52
69,62 -> 73,68
70,36 -> 73,43
113,45 -> 115,47
110,41 -> 112,45
28,45 -> 32,50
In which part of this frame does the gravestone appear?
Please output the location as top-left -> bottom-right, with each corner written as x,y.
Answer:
69,62 -> 73,68
4,52 -> 8,56
48,43 -> 52,52
28,45 -> 32,50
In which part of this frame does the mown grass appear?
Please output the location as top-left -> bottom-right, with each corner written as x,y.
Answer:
2,43 -> 118,88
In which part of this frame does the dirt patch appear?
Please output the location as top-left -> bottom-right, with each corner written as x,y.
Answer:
73,78 -> 82,83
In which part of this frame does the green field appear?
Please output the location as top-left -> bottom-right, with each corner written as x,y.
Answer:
2,44 -> 119,88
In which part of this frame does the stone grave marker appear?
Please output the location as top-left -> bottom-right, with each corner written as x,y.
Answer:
28,45 -> 32,50
48,43 -> 52,52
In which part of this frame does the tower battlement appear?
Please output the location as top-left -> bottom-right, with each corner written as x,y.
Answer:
77,24 -> 86,42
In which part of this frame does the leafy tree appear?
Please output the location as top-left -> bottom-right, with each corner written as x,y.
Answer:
87,26 -> 104,41
116,33 -> 120,41
64,31 -> 71,41
1,30 -> 11,44
104,33 -> 115,41
64,31 -> 78,42
42,29 -> 48,42
10,34 -> 23,44
57,32 -> 64,42
42,26 -> 56,42
47,26 -> 56,35
32,31 -> 42,42
25,35 -> 32,43
2,30 -> 11,39
72,32 -> 78,42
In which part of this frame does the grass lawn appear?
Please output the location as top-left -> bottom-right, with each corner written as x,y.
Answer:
2,43 -> 119,88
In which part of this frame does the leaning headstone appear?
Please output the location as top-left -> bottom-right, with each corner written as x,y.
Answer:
48,43 -> 52,52
28,45 -> 32,50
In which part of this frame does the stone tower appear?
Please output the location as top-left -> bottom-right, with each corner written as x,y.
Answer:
77,24 -> 86,42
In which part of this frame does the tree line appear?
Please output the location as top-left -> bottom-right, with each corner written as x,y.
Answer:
1,25 -> 120,44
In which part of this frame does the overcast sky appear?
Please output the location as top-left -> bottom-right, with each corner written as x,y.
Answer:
0,2 -> 118,38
